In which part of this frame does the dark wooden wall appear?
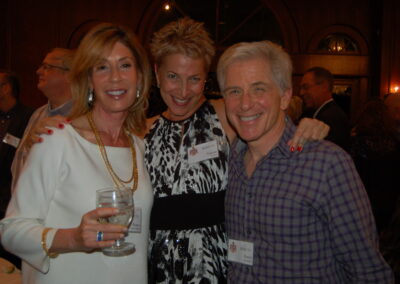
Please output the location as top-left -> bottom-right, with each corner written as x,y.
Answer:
0,0 -> 154,108
1,0 -> 399,118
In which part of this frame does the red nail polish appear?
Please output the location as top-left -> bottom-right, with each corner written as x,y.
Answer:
290,146 -> 295,152
47,129 -> 53,134
38,137 -> 43,143
58,123 -> 64,129
297,146 -> 303,152
66,118 -> 72,123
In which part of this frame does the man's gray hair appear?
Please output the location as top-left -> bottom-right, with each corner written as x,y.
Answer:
217,40 -> 292,95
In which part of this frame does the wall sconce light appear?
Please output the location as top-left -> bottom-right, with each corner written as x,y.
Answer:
163,1 -> 172,11
389,85 -> 399,94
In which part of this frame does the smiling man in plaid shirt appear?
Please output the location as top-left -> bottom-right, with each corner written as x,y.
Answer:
217,41 -> 394,283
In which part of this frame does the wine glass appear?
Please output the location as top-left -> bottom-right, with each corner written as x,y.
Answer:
96,186 -> 135,256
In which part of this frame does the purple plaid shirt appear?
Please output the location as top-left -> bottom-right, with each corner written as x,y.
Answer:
225,119 -> 394,283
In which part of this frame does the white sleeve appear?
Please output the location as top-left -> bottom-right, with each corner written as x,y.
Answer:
1,127 -> 64,273
10,105 -> 48,192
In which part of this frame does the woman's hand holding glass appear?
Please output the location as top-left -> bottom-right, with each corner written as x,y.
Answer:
71,206 -> 128,252
96,187 -> 135,256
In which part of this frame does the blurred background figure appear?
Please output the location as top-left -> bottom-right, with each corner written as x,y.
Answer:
0,69 -> 34,268
287,95 -> 303,124
0,70 -> 33,218
11,48 -> 74,186
300,66 -> 350,151
384,93 -> 400,142
350,98 -> 400,233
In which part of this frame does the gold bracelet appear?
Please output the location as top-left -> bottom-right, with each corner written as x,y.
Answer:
41,228 -> 59,258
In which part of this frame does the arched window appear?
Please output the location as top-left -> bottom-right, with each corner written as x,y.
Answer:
317,33 -> 359,54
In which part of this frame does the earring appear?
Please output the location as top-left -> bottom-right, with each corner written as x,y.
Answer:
136,89 -> 140,98
88,89 -> 94,105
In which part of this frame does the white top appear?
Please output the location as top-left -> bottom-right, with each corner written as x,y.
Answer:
10,104 -> 49,190
1,124 -> 153,284
11,101 -> 73,190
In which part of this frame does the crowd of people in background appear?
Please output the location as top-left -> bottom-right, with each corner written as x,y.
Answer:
0,16 -> 398,284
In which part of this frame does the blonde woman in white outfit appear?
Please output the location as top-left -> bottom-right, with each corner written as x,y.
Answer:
0,23 -> 153,284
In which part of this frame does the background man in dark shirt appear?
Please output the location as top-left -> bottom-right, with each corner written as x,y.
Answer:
0,70 -> 33,218
0,69 -> 33,268
299,66 -> 350,151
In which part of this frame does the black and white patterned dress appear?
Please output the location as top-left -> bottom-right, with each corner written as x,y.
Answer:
145,101 -> 228,283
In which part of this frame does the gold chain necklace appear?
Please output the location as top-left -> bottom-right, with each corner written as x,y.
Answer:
87,111 -> 138,192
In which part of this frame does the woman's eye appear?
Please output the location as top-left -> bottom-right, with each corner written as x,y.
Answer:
190,77 -> 201,83
167,73 -> 177,79
121,63 -> 132,69
94,64 -> 108,72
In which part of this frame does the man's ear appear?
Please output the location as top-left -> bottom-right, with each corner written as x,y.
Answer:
280,88 -> 292,111
3,83 -> 12,96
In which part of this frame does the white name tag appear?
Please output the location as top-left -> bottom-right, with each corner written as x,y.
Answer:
228,239 -> 254,266
128,207 -> 142,233
187,140 -> 219,164
2,133 -> 20,148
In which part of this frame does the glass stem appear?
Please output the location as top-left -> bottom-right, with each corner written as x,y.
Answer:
114,238 -> 125,248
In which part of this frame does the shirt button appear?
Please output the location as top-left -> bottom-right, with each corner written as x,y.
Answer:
247,229 -> 252,236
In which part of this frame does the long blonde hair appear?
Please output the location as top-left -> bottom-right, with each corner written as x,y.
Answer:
69,23 -> 151,134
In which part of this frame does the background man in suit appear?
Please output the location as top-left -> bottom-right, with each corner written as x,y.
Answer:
299,66 -> 350,151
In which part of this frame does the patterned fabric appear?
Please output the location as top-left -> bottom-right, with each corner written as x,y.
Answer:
225,118 -> 394,284
145,101 -> 228,283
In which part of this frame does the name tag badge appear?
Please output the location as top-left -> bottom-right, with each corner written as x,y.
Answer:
228,239 -> 254,266
188,140 -> 219,164
128,207 -> 142,233
2,133 -> 20,148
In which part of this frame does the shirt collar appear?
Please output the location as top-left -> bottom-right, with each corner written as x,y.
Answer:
231,116 -> 296,163
313,98 -> 334,118
277,117 -> 297,158
47,100 -> 73,117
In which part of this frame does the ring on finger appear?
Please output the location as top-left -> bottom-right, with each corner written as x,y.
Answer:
96,231 -> 104,242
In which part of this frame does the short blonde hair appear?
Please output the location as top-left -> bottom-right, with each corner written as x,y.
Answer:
150,17 -> 215,71
69,23 -> 151,134
217,41 -> 293,95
